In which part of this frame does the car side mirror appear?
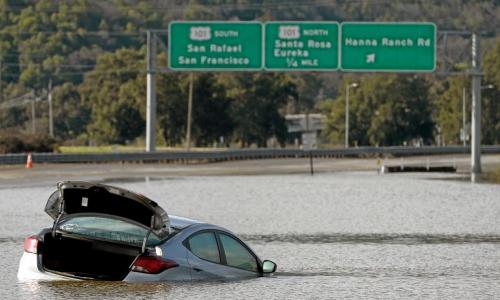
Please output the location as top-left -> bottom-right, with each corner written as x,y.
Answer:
262,260 -> 277,273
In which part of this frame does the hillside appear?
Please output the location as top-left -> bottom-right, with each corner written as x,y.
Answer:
0,0 -> 499,150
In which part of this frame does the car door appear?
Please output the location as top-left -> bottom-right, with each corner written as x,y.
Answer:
185,231 -> 228,280
185,231 -> 259,280
217,232 -> 260,276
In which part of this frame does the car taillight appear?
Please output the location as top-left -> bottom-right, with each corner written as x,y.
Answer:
23,236 -> 38,254
131,255 -> 178,274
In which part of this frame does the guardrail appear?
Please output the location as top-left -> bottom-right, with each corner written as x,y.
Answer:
0,146 -> 499,165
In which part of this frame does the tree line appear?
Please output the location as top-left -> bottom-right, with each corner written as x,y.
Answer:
0,0 -> 499,150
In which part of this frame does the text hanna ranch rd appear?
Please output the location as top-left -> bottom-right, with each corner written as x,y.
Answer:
344,37 -> 432,47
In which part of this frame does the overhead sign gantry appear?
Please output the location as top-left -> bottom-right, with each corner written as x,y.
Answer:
168,21 -> 436,72
155,21 -> 484,182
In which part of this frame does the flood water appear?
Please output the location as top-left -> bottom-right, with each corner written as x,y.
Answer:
1,172 -> 499,299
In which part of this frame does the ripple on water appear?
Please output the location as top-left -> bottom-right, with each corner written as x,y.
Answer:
1,172 -> 500,299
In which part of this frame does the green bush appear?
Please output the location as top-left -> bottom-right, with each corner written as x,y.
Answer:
485,167 -> 500,184
0,130 -> 58,154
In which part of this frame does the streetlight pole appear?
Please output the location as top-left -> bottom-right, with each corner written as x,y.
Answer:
462,87 -> 466,147
345,82 -> 358,148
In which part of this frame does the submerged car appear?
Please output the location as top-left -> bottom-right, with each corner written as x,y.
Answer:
18,181 -> 276,281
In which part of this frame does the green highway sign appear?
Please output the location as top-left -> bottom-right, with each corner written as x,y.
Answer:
340,22 -> 436,72
264,22 -> 339,70
169,22 -> 263,70
168,21 -> 437,73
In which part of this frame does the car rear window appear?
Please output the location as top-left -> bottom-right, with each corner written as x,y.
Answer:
58,216 -> 162,247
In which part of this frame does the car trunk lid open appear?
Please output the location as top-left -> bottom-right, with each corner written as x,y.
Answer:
45,181 -> 170,240
40,181 -> 171,280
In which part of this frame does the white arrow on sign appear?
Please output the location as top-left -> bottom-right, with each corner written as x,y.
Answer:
366,53 -> 376,63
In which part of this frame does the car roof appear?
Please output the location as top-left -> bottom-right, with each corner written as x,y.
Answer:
169,215 -> 204,230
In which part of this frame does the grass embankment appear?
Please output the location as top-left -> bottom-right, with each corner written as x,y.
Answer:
59,146 -> 143,153
58,146 -> 224,153
484,167 -> 500,184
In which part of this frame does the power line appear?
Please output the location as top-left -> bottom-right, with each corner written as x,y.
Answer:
3,63 -> 97,68
7,31 -> 143,36
0,91 -> 44,110
1,69 -> 145,76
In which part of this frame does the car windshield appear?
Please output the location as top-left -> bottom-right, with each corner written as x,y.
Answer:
58,215 -> 162,247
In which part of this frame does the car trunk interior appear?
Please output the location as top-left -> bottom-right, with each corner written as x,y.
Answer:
41,232 -> 142,280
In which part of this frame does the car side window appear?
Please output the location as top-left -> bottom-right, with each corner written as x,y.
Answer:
187,232 -> 220,263
219,233 -> 258,272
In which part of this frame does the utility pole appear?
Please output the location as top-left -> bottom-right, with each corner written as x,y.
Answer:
48,79 -> 54,137
185,72 -> 194,150
470,33 -> 481,182
31,98 -> 36,134
345,82 -> 358,148
0,59 -> 3,102
146,31 -> 157,152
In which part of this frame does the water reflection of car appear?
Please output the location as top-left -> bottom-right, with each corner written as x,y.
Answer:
18,181 -> 277,281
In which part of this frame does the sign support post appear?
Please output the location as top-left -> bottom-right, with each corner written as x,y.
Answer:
146,30 -> 157,152
186,72 -> 194,150
345,84 -> 350,148
471,33 -> 481,182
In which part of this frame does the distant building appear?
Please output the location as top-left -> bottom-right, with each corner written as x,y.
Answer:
285,114 -> 326,149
